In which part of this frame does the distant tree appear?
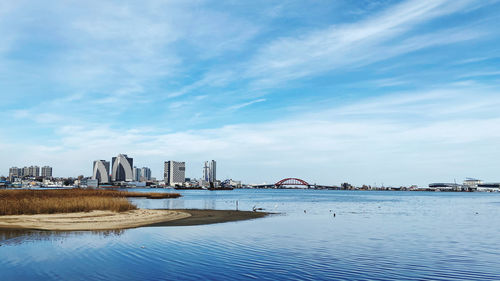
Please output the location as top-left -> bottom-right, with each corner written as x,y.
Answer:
341,182 -> 352,190
63,178 -> 75,186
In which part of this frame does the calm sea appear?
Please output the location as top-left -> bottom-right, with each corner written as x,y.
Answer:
1,189 -> 500,280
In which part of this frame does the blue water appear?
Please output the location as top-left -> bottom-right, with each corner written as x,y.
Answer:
1,190 -> 500,280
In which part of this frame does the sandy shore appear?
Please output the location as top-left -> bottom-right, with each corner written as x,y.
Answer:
0,209 -> 191,231
0,209 -> 269,231
146,209 -> 269,227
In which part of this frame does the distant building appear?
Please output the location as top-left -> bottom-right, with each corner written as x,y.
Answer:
41,166 -> 53,178
133,167 -> 141,181
9,167 -> 22,180
202,160 -> 217,183
203,161 -> 210,182
112,154 -> 133,182
22,167 -> 29,177
164,161 -> 185,186
428,183 -> 463,191
92,160 -> 110,184
28,166 -> 40,177
81,178 -> 99,188
141,167 -> 151,181
209,160 -> 216,183
463,178 -> 482,189
477,183 -> 500,192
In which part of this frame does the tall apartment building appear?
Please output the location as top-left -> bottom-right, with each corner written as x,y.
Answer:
203,161 -> 210,182
22,167 -> 30,177
141,167 -> 151,181
92,160 -> 110,184
28,166 -> 40,177
203,160 -> 217,183
41,166 -> 53,178
9,167 -> 21,180
133,167 -> 141,182
164,161 -> 185,186
111,154 -> 133,182
209,160 -> 216,182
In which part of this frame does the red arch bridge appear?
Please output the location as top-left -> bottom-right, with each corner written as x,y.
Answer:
275,178 -> 311,188
252,178 -> 337,189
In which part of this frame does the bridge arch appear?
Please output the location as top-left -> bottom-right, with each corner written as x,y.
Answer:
275,178 -> 310,188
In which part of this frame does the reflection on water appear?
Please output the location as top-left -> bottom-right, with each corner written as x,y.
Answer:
1,190 -> 500,280
0,229 -> 125,246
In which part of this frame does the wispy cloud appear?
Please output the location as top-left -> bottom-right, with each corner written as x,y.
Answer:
1,0 -> 499,186
244,0 -> 492,88
229,98 -> 266,110
458,71 -> 500,78
3,83 -> 500,186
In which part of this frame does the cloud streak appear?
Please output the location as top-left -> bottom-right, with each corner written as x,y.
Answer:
244,0 -> 492,87
229,99 -> 266,110
3,83 -> 500,186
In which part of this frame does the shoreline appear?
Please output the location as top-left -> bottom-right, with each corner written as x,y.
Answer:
145,209 -> 269,227
0,209 -> 269,231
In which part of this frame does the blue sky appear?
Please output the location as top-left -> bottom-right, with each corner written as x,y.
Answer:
1,0 -> 500,186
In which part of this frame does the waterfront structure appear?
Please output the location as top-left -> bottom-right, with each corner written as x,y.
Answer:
428,183 -> 464,191
202,160 -> 217,183
463,178 -> 482,189
133,166 -> 141,182
164,161 -> 185,186
477,183 -> 500,192
80,178 -> 99,188
203,161 -> 210,182
141,167 -> 151,181
41,166 -> 53,178
209,160 -> 216,183
111,154 -> 134,182
92,160 -> 110,184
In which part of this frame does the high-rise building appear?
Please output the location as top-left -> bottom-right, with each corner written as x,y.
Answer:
133,166 -> 141,181
92,160 -> 110,184
164,161 -> 185,186
22,167 -> 29,177
28,166 -> 40,177
203,161 -> 210,182
41,166 -> 53,178
141,167 -> 151,181
9,167 -> 21,180
111,154 -> 133,182
209,160 -> 216,182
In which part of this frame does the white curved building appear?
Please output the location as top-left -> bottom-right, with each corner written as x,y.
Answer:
112,154 -> 133,182
92,160 -> 110,184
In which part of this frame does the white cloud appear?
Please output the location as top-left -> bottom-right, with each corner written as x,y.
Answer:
228,98 -> 266,110
244,0 -> 491,88
2,84 -> 499,187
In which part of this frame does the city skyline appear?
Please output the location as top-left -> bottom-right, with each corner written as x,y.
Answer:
1,1 -> 500,186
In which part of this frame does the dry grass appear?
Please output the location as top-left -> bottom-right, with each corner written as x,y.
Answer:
0,189 -> 181,216
122,191 -> 181,199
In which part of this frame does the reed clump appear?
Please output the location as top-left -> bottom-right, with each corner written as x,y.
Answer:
0,189 -> 181,216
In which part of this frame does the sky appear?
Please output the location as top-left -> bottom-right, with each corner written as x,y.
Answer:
1,0 -> 499,186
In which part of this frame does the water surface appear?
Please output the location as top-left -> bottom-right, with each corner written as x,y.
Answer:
1,190 -> 499,280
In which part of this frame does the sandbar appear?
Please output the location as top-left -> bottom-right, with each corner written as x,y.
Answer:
0,209 -> 191,231
146,209 -> 269,227
0,209 -> 269,231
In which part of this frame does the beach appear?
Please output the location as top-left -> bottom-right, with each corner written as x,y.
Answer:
146,209 -> 269,227
0,209 -> 190,231
0,209 -> 269,231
